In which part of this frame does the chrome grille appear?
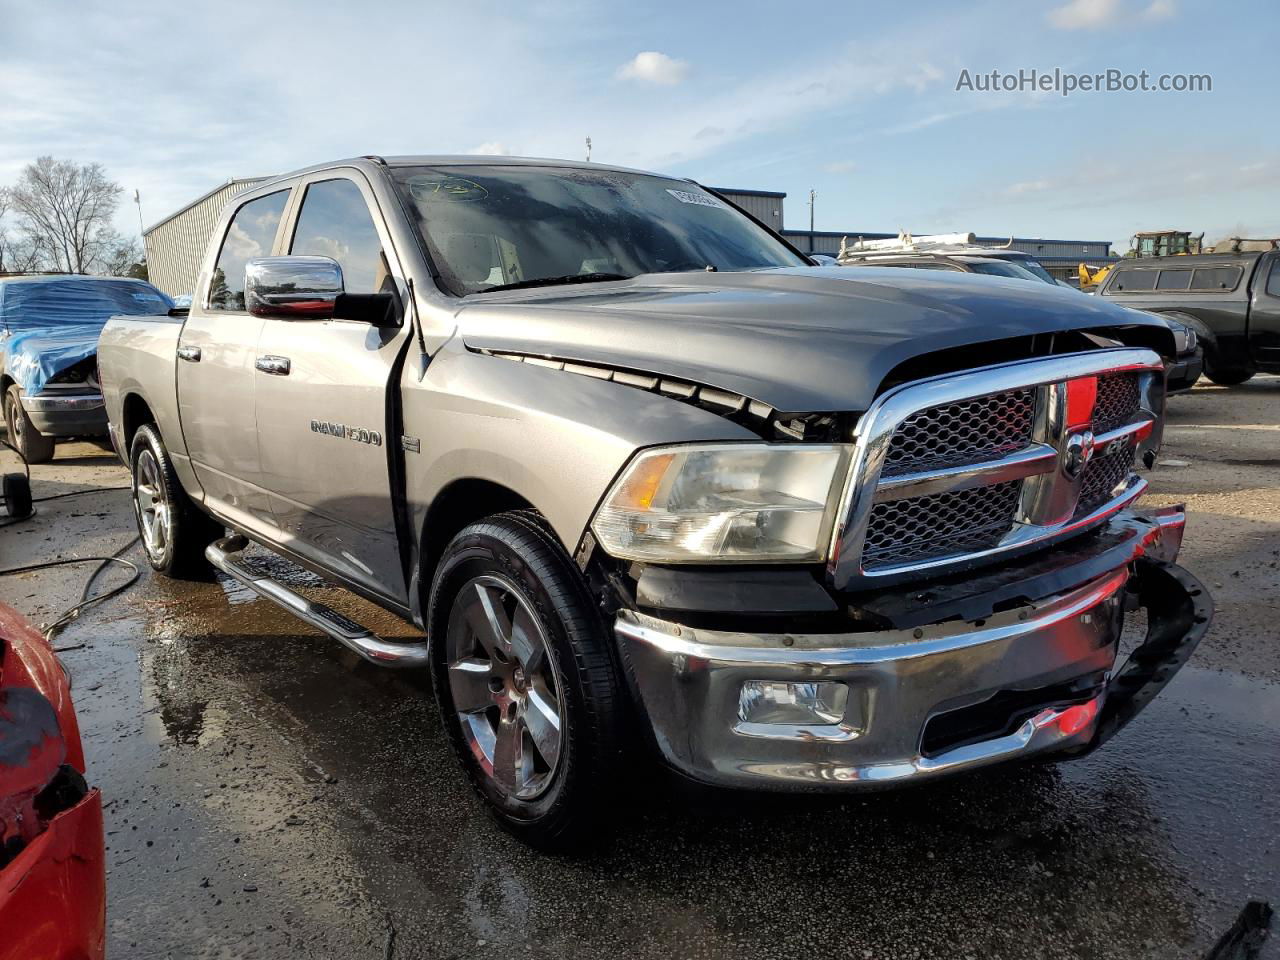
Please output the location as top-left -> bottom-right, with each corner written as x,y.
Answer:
863,480 -> 1022,570
1075,442 -> 1136,516
1092,373 -> 1141,433
832,348 -> 1166,588
881,388 -> 1036,477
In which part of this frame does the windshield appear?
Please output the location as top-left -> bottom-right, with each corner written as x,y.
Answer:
995,256 -> 1058,285
966,259 -> 1045,282
390,165 -> 807,296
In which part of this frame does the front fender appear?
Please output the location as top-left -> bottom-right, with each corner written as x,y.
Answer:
404,348 -> 759,556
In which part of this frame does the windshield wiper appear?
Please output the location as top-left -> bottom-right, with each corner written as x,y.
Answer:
478,272 -> 632,294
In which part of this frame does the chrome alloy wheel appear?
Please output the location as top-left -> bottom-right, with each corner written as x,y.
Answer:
446,575 -> 564,800
133,447 -> 172,561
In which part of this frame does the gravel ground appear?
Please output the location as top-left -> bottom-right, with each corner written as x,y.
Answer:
1,375 -> 1276,959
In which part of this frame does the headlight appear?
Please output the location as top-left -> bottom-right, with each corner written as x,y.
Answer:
1183,326 -> 1197,352
591,443 -> 852,563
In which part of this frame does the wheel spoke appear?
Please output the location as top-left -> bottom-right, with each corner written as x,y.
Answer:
448,658 -> 495,714
509,605 -> 543,672
468,582 -> 512,657
492,716 -> 522,793
523,688 -> 561,768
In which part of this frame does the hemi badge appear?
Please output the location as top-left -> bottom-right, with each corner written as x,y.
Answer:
401,436 -> 421,454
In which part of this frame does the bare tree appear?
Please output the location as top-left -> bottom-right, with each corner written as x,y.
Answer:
0,187 -> 49,274
7,156 -> 123,274
101,234 -> 146,278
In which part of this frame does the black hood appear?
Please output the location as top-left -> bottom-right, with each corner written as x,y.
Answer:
456,267 -> 1170,411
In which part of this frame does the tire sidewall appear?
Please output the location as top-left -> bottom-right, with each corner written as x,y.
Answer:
428,524 -> 597,829
130,425 -> 176,572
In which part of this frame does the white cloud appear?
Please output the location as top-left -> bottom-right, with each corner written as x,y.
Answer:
1047,0 -> 1176,29
1047,0 -> 1123,29
466,142 -> 512,156
823,161 -> 857,174
617,51 -> 689,86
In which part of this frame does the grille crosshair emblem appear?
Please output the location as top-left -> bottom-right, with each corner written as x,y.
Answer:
1062,429 -> 1096,481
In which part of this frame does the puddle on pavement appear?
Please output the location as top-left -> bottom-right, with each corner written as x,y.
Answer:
105,552 -> 1280,959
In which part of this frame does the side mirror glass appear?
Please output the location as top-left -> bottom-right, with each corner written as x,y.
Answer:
245,256 -> 344,319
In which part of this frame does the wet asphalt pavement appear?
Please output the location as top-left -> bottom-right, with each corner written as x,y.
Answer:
2,378 -> 1278,959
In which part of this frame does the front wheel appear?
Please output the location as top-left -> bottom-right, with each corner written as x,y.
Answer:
4,384 -> 55,464
130,424 -> 221,578
428,511 -> 626,850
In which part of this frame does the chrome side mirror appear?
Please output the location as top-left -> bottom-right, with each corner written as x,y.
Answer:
245,256 -> 344,319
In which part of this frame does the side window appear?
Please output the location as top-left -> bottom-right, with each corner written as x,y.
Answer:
1155,269 -> 1192,291
1191,267 -> 1242,291
207,190 -> 289,311
289,179 -> 387,294
1110,269 -> 1156,292
1266,261 -> 1280,298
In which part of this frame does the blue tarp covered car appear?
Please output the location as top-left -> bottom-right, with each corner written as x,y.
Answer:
1,275 -> 173,463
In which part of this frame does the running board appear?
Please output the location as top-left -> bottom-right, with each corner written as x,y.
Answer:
205,536 -> 429,669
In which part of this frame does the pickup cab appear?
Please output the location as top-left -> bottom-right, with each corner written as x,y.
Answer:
1097,250 -> 1280,385
97,156 -> 1211,848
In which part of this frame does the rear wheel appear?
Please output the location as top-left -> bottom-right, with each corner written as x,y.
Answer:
1204,352 -> 1256,386
130,424 -> 221,578
428,511 -> 625,850
4,384 -> 55,464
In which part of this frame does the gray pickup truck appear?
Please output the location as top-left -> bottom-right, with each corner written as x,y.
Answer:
97,156 -> 1211,849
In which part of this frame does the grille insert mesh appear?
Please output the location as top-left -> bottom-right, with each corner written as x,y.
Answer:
862,480 -> 1022,570
880,388 -> 1037,477
1092,373 -> 1141,434
1075,442 -> 1136,516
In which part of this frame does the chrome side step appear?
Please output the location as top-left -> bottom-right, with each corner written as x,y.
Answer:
205,536 -> 429,669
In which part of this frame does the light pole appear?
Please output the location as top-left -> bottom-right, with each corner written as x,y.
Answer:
134,189 -> 148,277
585,136 -> 592,162
809,189 -> 816,254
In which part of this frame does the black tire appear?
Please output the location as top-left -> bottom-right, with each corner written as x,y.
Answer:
130,424 -> 221,578
4,384 -> 56,464
2,472 -> 33,519
427,510 -> 625,850
1204,363 -> 1255,386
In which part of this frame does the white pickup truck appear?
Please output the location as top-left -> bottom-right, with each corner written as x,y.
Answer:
97,155 -> 1211,849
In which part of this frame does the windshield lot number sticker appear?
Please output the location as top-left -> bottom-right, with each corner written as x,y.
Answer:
666,189 -> 728,209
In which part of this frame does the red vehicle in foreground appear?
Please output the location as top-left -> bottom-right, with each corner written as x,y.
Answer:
0,602 -> 104,960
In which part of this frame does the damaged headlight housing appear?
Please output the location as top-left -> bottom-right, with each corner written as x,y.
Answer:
591,443 -> 851,563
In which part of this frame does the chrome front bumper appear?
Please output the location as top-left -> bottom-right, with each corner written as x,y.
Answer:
615,508 -> 1209,790
21,391 -> 107,437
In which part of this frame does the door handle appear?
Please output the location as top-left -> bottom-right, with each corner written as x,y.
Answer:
177,345 -> 201,362
256,355 -> 291,376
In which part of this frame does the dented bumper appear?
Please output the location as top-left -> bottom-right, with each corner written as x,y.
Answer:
615,507 -> 1210,790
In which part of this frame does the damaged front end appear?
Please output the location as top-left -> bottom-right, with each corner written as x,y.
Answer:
0,603 -> 105,960
613,507 -> 1210,789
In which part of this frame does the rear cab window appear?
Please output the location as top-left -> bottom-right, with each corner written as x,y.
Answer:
206,190 -> 290,311
1108,269 -> 1157,292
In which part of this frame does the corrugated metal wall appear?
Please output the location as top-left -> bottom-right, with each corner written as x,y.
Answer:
716,192 -> 785,232
144,179 -> 266,296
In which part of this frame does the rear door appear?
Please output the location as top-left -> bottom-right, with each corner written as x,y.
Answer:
252,172 -> 413,604
176,188 -> 291,534
1248,253 -> 1280,368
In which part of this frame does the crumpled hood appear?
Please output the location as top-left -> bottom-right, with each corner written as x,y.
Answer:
1,324 -> 102,396
457,267 -> 1170,411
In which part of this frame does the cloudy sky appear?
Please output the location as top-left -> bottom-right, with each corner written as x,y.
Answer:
2,0 -> 1275,251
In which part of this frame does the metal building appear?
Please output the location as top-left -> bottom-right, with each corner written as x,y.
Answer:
709,188 -> 786,232
143,178 -> 267,296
